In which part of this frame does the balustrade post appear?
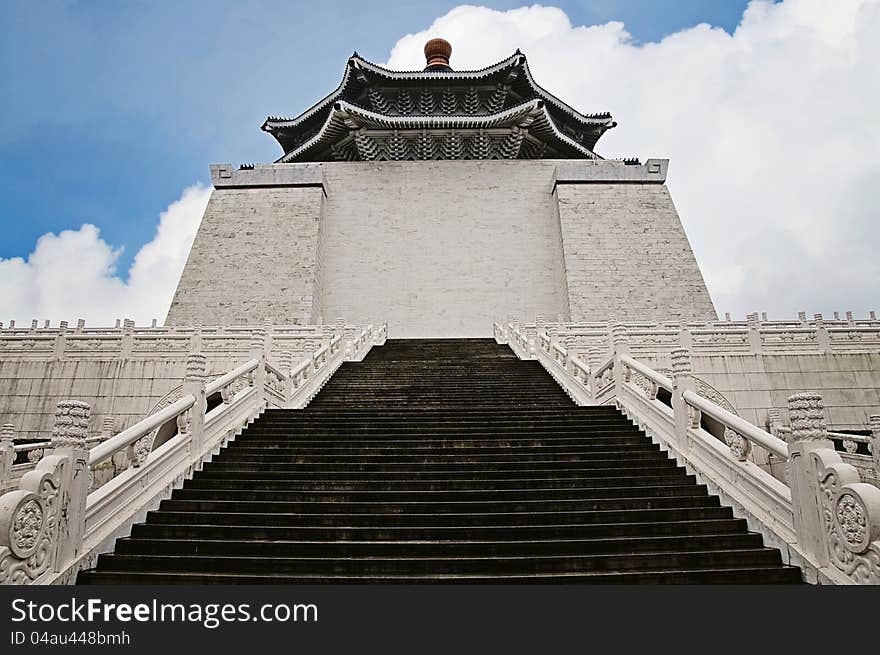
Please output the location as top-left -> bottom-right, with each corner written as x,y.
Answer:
250,330 -> 268,404
767,408 -> 784,439
183,353 -> 207,455
321,324 -> 333,352
119,319 -> 134,358
562,337 -> 576,374
786,392 -> 834,566
279,351 -> 294,397
813,314 -> 830,354
588,348 -> 603,401
869,414 -> 880,478
264,318 -> 275,358
0,424 -> 14,483
189,318 -> 203,353
747,312 -> 763,354
671,348 -> 695,452
678,320 -> 693,352
610,321 -> 629,395
52,321 -> 68,361
49,400 -> 91,574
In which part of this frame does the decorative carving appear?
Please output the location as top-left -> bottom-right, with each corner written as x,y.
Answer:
354,130 -> 380,161
440,88 -> 457,114
468,131 -> 490,159
629,370 -> 658,400
131,436 -> 151,467
724,427 -> 751,461
694,379 -> 737,415
842,439 -> 858,454
813,450 -> 880,584
417,88 -> 435,114
368,88 -> 390,114
51,400 -> 90,449
386,130 -> 409,160
610,323 -> 628,350
486,85 -> 508,112
185,353 -> 207,382
498,127 -> 525,159
442,132 -> 463,159
415,131 -> 436,160
836,493 -> 867,549
0,457 -> 64,584
11,499 -> 43,556
670,348 -> 692,379
788,393 -> 827,441
463,87 -> 479,114
396,89 -> 414,114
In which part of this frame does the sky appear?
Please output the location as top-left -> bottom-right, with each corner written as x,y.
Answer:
0,0 -> 877,324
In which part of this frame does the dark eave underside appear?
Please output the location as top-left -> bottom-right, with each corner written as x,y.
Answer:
276,99 -> 598,163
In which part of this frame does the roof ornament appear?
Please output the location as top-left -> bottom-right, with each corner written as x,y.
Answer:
424,38 -> 452,72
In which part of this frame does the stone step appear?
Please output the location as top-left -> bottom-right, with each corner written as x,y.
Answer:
143,505 -> 734,528
183,473 -> 700,491
129,517 -> 753,542
78,566 -> 803,585
157,494 -> 721,515
113,531 -> 759,558
91,548 -> 785,576
171,483 -> 712,503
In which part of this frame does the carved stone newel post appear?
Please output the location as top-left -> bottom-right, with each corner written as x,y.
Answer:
786,392 -> 833,567
588,348 -> 603,401
799,398 -> 880,584
610,320 -> 629,396
250,329 -> 268,404
670,348 -> 695,453
184,353 -> 207,455
869,415 -> 880,478
0,400 -> 91,584
0,424 -> 15,483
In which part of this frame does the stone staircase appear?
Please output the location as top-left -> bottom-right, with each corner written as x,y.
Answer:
78,339 -> 801,583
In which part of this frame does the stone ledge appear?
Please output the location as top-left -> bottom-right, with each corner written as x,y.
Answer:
210,163 -> 326,193
551,158 -> 668,190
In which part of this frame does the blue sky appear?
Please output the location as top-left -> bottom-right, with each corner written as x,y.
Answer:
0,1 -> 751,274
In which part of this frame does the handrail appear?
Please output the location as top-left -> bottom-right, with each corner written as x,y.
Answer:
682,390 -> 789,459
291,359 -> 310,378
205,358 -> 259,396
264,360 -> 287,381
88,394 -> 195,467
593,353 -> 615,378
13,440 -> 51,453
621,355 -> 672,392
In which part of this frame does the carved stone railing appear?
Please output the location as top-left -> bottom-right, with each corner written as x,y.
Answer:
496,320 -> 880,584
0,321 -> 388,584
0,319 -> 335,362
498,311 -> 880,357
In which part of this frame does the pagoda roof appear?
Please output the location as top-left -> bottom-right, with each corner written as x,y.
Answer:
278,99 -> 596,163
262,50 -> 617,162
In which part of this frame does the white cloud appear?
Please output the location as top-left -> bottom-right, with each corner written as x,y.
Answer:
0,184 -> 210,325
387,0 -> 880,319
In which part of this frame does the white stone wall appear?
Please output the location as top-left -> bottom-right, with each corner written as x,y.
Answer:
167,185 -> 325,326
167,160 -> 717,336
319,160 -> 570,338
555,182 -> 716,322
